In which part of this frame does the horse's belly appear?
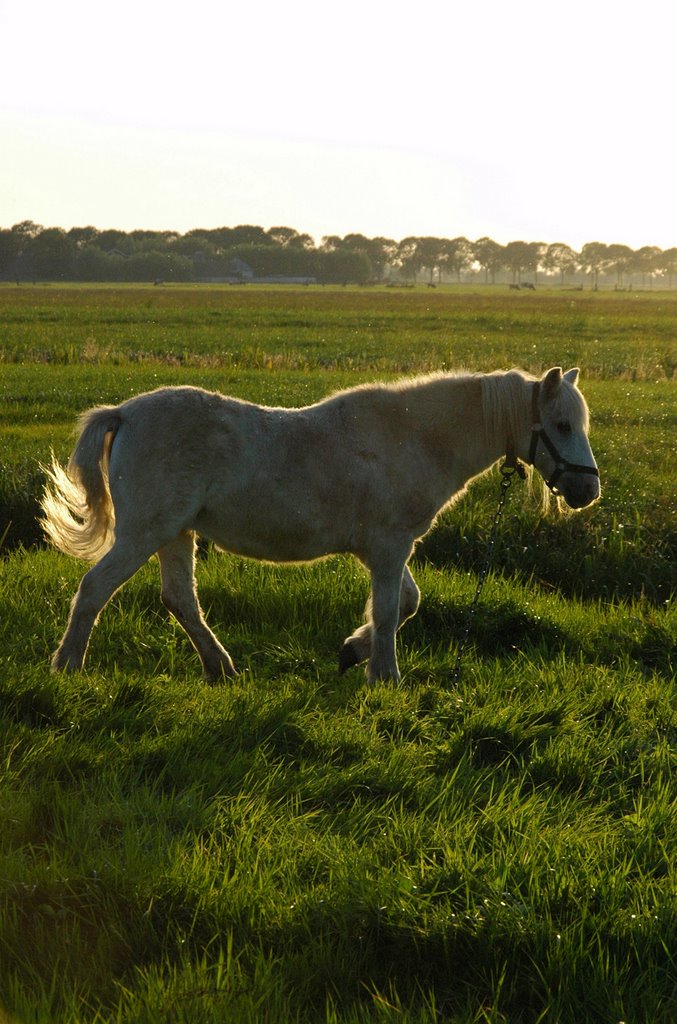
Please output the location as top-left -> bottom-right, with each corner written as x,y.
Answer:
194,506 -> 346,563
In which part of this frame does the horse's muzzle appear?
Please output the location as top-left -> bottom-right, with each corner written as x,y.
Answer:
557,470 -> 601,509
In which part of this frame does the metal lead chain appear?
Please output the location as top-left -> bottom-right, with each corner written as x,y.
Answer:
451,462 -> 522,685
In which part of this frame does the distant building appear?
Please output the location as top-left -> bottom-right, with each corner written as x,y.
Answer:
198,256 -> 316,285
226,258 -> 255,281
254,276 -> 317,285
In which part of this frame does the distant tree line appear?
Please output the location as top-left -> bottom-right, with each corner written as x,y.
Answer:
2,221 -> 677,288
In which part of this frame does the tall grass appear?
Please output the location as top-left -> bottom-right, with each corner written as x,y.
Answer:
1,550 -> 674,1022
1,284 -> 675,378
0,286 -> 675,1022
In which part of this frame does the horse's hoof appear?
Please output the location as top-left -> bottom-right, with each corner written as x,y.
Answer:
51,649 -> 83,673
204,654 -> 237,682
338,641 -> 360,674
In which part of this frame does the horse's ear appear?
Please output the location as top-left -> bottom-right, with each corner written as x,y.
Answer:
563,367 -> 580,385
541,366 -> 563,401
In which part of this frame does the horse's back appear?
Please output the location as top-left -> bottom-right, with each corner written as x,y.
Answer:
106,387 -> 255,529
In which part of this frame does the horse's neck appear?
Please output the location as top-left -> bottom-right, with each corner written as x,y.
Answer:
394,376 -> 498,492
427,375 -> 511,478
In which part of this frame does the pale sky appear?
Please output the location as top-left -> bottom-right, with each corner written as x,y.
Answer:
1,0 -> 675,249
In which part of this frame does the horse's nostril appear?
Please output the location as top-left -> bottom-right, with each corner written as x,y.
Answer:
562,474 -> 600,509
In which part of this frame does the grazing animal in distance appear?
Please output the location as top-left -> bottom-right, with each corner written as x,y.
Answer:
42,366 -> 600,682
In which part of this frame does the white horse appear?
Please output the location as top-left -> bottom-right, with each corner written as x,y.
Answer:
41,366 -> 599,682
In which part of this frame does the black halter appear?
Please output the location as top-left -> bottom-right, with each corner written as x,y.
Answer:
525,381 -> 600,494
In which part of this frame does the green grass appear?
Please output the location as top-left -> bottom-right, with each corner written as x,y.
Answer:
1,283 -> 676,377
0,285 -> 675,1022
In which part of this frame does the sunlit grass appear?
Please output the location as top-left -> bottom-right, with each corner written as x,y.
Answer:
1,540 -> 674,1021
1,283 -> 675,378
0,285 -> 675,1021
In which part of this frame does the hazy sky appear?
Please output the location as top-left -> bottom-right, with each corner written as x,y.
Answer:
2,0 -> 675,248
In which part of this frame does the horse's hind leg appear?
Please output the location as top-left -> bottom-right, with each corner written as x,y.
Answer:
158,532 -> 236,680
339,564 -> 419,679
52,537 -> 157,672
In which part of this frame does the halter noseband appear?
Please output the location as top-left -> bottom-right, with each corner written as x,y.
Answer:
524,381 -> 599,494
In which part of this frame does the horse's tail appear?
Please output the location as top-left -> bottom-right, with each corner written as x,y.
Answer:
41,406 -> 121,561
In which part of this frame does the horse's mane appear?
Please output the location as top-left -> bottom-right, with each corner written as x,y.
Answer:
479,368 -> 536,452
479,368 -> 556,510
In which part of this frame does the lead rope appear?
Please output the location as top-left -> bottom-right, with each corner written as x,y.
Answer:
451,461 -> 524,685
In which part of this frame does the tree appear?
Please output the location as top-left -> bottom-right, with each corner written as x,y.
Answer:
579,242 -> 609,290
420,237 -> 449,283
11,220 -> 42,239
67,226 -> 101,250
340,234 -> 397,281
370,237 -> 399,280
22,228 -> 75,280
542,242 -> 578,285
657,247 -> 677,288
395,237 -> 446,283
319,234 -> 397,281
317,249 -> 371,284
96,229 -> 132,255
631,246 -> 662,287
503,240 -> 542,285
74,246 -> 121,282
527,242 -> 545,283
118,250 -> 193,282
3,221 -> 675,288
395,237 -> 420,281
0,229 -> 22,278
440,237 -> 473,282
266,226 -> 315,250
129,230 -> 180,252
208,225 -> 269,250
473,237 -> 504,284
168,232 -> 217,258
606,244 -> 633,288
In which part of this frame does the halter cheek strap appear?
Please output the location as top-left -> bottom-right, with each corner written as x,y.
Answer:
527,381 -> 599,494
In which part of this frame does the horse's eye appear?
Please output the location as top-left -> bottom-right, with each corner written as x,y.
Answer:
557,421 -> 572,435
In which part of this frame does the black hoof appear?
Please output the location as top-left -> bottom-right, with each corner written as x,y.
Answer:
204,656 -> 237,683
338,641 -> 361,674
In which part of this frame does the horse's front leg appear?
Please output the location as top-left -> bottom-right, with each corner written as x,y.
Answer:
339,563 -> 419,680
367,555 -> 409,682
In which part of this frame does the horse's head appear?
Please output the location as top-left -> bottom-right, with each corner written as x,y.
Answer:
528,367 -> 600,509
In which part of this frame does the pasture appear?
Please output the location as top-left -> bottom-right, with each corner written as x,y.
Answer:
0,285 -> 675,1022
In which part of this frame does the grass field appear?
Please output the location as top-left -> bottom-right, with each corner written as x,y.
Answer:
0,285 -> 675,1022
